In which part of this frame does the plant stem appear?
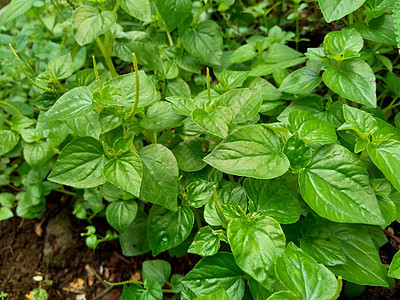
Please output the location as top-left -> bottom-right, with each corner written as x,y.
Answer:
348,13 -> 354,25
206,67 -> 211,103
382,96 -> 399,113
192,4 -> 210,25
9,44 -> 56,93
228,174 -> 235,183
165,26 -> 174,46
295,1 -> 300,51
191,207 -> 203,230
48,68 -> 66,91
0,101 -> 21,115
95,37 -> 118,78
92,56 -> 102,87
112,3 -> 120,13
54,188 -> 77,197
126,53 -> 140,120
213,185 -> 228,227
104,279 -> 144,286
51,0 -> 67,20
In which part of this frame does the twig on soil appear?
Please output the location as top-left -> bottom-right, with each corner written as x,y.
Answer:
92,286 -> 114,300
384,229 -> 400,244
18,219 -> 24,229
85,264 -> 108,288
0,176 -> 24,192
112,251 -> 131,264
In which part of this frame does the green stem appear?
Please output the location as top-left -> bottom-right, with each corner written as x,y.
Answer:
112,3 -> 120,13
9,44 -> 56,93
95,37 -> 118,78
237,205 -> 249,222
54,188 -> 77,197
105,279 -> 144,286
382,96 -> 399,113
192,4 -> 210,25
0,113 -> 12,126
206,67 -> 211,103
51,0 -> 67,20
92,56 -> 102,87
126,53 -> 140,120
295,2 -> 300,51
71,44 -> 80,61
213,185 -> 228,227
35,12 -> 54,36
165,26 -> 174,46
0,100 -> 21,115
48,68 -> 66,91
228,174 -> 235,183
191,207 -> 203,230
348,13 -> 354,25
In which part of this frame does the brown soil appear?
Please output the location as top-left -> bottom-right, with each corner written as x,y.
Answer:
0,210 -> 198,299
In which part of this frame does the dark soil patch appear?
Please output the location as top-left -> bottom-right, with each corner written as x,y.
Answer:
0,210 -> 198,299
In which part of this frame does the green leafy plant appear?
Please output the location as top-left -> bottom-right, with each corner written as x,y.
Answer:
2,0 -> 400,299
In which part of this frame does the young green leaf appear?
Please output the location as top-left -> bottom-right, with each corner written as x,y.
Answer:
172,137 -> 208,172
194,289 -> 230,300
192,107 -> 232,138
48,137 -> 108,188
393,0 -> 400,50
0,129 -> 19,156
0,207 -> 13,221
279,67 -> 321,94
103,152 -> 143,198
204,125 -> 290,179
228,215 -> 286,288
217,89 -> 262,124
299,143 -> 384,225
300,216 -> 346,266
283,133 -> 312,172
388,251 -> 400,279
179,20 -> 223,66
120,211 -> 151,256
72,6 -> 117,46
0,0 -> 36,25
204,182 -> 247,227
92,85 -> 128,106
41,87 -> 94,122
118,0 -> 151,21
65,111 -> 102,139
106,200 -> 138,232
139,144 -> 179,211
367,140 -> 400,192
47,53 -> 74,80
338,105 -> 377,137
188,226 -> 220,256
267,291 -> 300,300
156,0 -> 192,31
23,141 -> 53,169
140,101 -> 185,132
318,0 -> 366,23
275,243 -> 338,299
323,29 -> 363,58
228,44 -> 257,63
105,72 -> 160,108
323,59 -> 376,107
181,253 -> 245,300
142,260 -> 171,284
148,205 -> 194,256
328,224 -> 390,287
243,179 -> 301,224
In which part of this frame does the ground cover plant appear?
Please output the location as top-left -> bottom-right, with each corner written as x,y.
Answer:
3,0 -> 400,298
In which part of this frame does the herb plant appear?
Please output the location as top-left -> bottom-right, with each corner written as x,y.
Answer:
2,0 -> 400,298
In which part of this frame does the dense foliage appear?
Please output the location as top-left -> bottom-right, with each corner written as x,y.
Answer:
2,0 -> 400,298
